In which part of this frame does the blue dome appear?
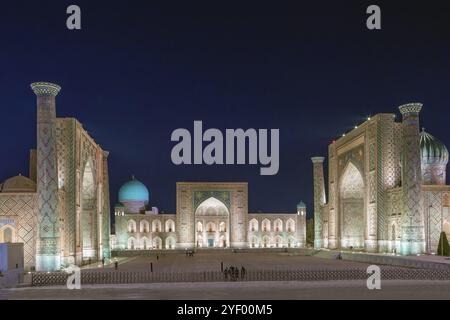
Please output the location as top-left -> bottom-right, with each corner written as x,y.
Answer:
118,177 -> 149,203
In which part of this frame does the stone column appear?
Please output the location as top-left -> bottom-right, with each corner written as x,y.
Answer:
31,82 -> 61,271
312,157 -> 326,249
399,103 -> 425,255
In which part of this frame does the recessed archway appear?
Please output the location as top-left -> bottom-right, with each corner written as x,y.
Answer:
195,197 -> 230,248
81,159 -> 97,259
339,162 -> 365,249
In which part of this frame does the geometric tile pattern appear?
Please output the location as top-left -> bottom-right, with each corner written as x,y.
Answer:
399,104 -> 425,254
424,190 -> 442,253
312,157 -> 326,248
0,194 -> 37,268
34,88 -> 61,270
320,105 -> 446,255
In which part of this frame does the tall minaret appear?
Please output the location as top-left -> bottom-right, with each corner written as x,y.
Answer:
311,157 -> 326,249
31,82 -> 61,271
399,103 -> 425,255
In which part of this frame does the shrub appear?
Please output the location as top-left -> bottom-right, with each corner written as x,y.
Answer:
436,231 -> 450,256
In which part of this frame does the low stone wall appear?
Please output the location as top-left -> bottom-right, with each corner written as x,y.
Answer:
30,268 -> 450,287
337,252 -> 450,270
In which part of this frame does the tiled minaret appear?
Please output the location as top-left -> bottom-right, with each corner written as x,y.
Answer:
31,82 -> 61,271
399,103 -> 425,255
312,157 -> 326,249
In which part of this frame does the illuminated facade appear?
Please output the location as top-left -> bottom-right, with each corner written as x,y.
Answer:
0,82 -> 111,271
313,103 -> 450,255
112,182 -> 306,250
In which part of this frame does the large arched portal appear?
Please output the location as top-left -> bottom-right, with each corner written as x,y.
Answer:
195,197 -> 229,248
81,160 -> 97,260
340,162 -> 365,249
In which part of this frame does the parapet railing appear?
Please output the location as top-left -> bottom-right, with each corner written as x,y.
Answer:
30,268 -> 450,287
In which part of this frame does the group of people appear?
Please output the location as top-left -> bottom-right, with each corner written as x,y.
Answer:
223,265 -> 246,281
185,249 -> 195,257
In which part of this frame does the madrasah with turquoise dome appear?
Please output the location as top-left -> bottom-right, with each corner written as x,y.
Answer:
0,82 -> 448,271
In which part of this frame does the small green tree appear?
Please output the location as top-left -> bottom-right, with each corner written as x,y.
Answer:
437,231 -> 450,256
306,218 -> 314,246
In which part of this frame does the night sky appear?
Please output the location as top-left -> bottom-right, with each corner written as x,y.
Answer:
1,1 -> 450,218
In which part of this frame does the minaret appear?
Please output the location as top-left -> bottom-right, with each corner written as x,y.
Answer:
296,201 -> 307,247
399,103 -> 425,255
31,82 -> 61,271
311,157 -> 326,249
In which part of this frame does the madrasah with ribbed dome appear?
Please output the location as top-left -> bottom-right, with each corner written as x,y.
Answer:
312,103 -> 450,255
0,82 -> 449,272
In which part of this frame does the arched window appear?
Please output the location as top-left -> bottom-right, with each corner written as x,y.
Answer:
165,219 -> 175,232
140,220 -> 149,233
219,222 -> 226,232
127,220 -> 136,233
206,222 -> 216,232
219,234 -> 227,247
250,236 -> 258,248
275,235 -> 282,248
262,235 -> 270,248
287,237 -> 295,248
128,237 -> 136,250
153,237 -> 162,249
197,234 -> 203,247
262,219 -> 271,232
141,237 -> 150,250
197,221 -> 203,232
274,219 -> 283,232
165,236 -> 176,249
0,226 -> 14,243
286,219 -> 295,232
249,219 -> 258,232
152,220 -> 162,233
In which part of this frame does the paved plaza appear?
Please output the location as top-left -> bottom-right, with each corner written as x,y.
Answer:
3,252 -> 450,299
85,251 -> 395,273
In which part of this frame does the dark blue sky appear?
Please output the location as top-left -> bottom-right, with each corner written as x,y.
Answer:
1,1 -> 450,217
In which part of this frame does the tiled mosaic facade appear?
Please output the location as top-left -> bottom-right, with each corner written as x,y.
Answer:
112,182 -> 306,250
313,103 -> 450,255
0,82 -> 110,271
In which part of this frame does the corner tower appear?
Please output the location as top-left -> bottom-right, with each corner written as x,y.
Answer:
399,102 -> 425,255
31,82 -> 61,271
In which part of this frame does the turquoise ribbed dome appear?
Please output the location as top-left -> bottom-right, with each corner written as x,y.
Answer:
420,130 -> 449,166
118,177 -> 149,203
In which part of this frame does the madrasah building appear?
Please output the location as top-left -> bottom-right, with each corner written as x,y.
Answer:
0,82 -> 307,271
0,82 -> 111,271
111,181 -> 307,251
312,103 -> 450,255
